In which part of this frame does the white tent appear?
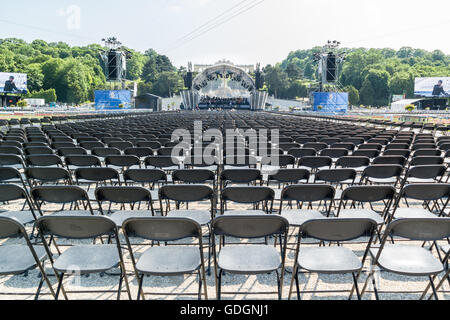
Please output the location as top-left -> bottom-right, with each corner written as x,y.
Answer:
390,99 -> 422,112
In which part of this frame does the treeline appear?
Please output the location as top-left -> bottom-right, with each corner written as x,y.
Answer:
275,47 -> 450,106
1,38 -> 449,106
0,38 -> 184,104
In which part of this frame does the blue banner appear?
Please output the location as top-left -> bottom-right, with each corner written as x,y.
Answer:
95,90 -> 132,110
313,92 -> 348,113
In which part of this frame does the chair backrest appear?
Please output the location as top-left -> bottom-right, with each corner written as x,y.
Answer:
172,169 -> 215,184
25,155 -> 63,167
123,217 -> 201,242
221,169 -> 262,184
298,156 -> 332,169
221,186 -> 274,204
384,218 -> 450,241
281,184 -> 335,202
340,185 -> 396,203
315,169 -> 356,184
65,155 -> 102,168
0,184 -> 29,202
24,147 -> 53,155
0,167 -> 23,183
124,147 -> 154,158
105,155 -> 140,168
36,216 -> 117,239
25,167 -> 72,185
405,165 -> 446,181
409,156 -> 444,166
373,156 -> 406,166
123,168 -> 167,184
57,147 -> 88,156
288,148 -> 316,158
335,156 -> 370,168
0,217 -> 28,240
144,156 -> 179,168
212,215 -> 289,239
91,147 -> 121,158
362,165 -> 403,179
31,186 -> 90,204
300,218 -> 377,242
268,168 -> 310,184
96,186 -> 152,204
159,184 -> 214,202
399,184 -> 450,201
75,167 -> 120,183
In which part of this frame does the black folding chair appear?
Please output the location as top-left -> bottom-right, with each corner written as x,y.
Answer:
389,184 -> 450,221
0,217 -> 55,299
289,218 -> 378,300
122,217 -> 208,300
35,215 -> 131,300
96,186 -> 154,227
212,215 -> 289,300
0,184 -> 39,225
362,218 -> 450,300
279,185 -> 335,229
31,186 -> 96,216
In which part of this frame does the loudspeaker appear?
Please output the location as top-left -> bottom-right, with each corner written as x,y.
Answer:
184,72 -> 193,89
255,71 -> 263,90
107,51 -> 119,80
326,53 -> 337,82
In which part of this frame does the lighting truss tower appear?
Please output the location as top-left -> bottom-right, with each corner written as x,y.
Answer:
313,40 -> 347,92
99,37 -> 131,89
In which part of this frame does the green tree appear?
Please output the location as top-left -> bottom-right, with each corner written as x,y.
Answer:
345,85 -> 360,106
151,71 -> 183,97
285,61 -> 303,80
264,65 -> 289,98
359,79 -> 375,106
389,72 -> 414,98
364,69 -> 390,106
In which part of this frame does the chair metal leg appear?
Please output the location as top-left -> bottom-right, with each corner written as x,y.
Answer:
117,271 -> 123,300
372,275 -> 380,300
276,270 -> 281,300
34,275 -> 45,300
137,274 -> 144,301
55,272 -> 65,300
198,270 -> 202,301
295,273 -> 301,300
217,269 -> 223,300
351,272 -> 361,300
428,276 -> 439,300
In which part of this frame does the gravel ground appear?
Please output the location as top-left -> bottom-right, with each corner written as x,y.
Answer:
0,198 -> 449,301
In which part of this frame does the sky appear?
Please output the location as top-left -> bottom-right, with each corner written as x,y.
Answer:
1,0 -> 449,68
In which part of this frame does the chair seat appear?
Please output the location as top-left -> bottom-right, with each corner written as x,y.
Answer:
223,210 -> 266,216
136,246 -> 201,275
0,245 -> 47,275
297,247 -> 362,273
281,210 -> 325,226
150,190 -> 159,201
393,208 -> 436,219
370,245 -> 444,276
53,245 -> 120,274
109,210 -> 153,227
218,245 -> 281,274
167,210 -> 211,225
0,210 -> 36,224
338,209 -> 384,225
